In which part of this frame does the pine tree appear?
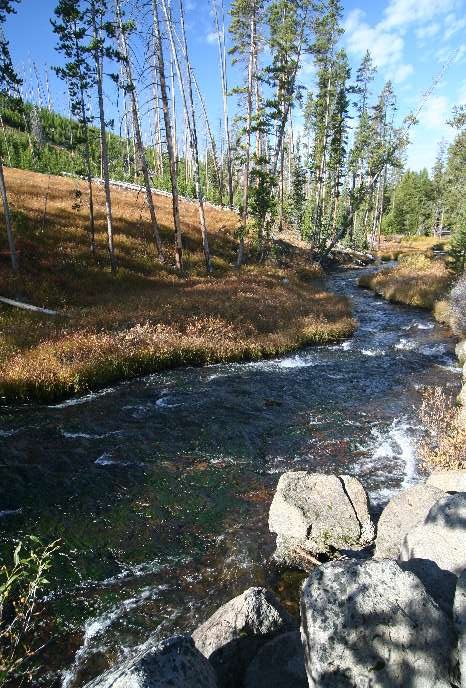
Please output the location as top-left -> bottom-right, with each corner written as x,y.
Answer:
0,0 -> 21,273
52,0 -> 97,255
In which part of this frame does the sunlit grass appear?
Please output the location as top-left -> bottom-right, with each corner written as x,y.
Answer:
358,253 -> 454,310
0,168 -> 355,402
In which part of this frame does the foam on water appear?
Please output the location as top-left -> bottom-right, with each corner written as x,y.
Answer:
62,430 -> 122,440
94,453 -> 141,467
354,418 -> 420,504
49,387 -> 115,409
395,337 -> 418,351
361,347 -> 385,357
61,585 -> 169,688
0,508 -> 22,518
0,429 -> 19,437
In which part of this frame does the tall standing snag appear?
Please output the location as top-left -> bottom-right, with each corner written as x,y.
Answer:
0,0 -> 21,273
161,0 -> 212,273
152,0 -> 183,271
114,0 -> 164,261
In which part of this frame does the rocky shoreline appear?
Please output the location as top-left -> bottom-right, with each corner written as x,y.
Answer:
84,462 -> 466,688
81,331 -> 466,688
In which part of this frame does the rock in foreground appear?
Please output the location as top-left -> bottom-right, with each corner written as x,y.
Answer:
269,472 -> 374,569
401,492 -> 466,576
243,631 -> 307,688
300,559 -> 457,687
374,483 -> 445,560
455,570 -> 466,688
427,471 -> 466,493
192,587 -> 294,688
84,635 -> 217,688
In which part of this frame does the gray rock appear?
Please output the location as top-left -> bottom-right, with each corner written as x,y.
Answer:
455,570 -> 466,688
244,631 -> 307,688
374,484 -> 444,560
401,492 -> 466,576
84,635 -> 217,688
268,472 -> 374,569
300,559 -> 457,688
457,341 -> 466,366
427,471 -> 466,493
399,558 -> 457,617
192,587 -> 294,688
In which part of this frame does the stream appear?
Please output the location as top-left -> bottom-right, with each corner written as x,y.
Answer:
0,266 -> 462,687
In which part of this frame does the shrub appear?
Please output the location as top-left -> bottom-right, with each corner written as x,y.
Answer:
0,538 -> 59,686
418,387 -> 466,471
449,274 -> 466,338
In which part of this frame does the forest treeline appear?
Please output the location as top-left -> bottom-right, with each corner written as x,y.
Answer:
0,0 -> 465,274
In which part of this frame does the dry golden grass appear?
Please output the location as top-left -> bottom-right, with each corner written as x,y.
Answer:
376,235 -> 449,262
358,253 -> 454,310
418,387 -> 466,471
0,168 -> 355,402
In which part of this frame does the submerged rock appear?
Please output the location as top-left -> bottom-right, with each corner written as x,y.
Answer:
427,471 -> 466,493
455,570 -> 466,688
268,472 -> 374,570
192,587 -> 294,688
83,635 -> 217,688
374,483 -> 444,560
243,631 -> 307,688
300,558 -> 457,688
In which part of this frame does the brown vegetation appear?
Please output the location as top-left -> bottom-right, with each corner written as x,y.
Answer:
358,253 -> 454,310
418,387 -> 466,471
375,235 -> 449,262
0,168 -> 355,402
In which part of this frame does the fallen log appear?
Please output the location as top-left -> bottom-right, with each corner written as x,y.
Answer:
0,296 -> 59,316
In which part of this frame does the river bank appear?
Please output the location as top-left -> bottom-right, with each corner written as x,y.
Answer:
0,266 -> 461,686
0,168 -> 356,404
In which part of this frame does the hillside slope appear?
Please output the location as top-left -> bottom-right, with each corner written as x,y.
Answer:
0,167 -> 355,402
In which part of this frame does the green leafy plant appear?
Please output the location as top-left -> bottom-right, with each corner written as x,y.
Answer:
0,537 -> 60,686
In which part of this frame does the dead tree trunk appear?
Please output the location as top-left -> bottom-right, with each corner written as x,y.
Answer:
162,0 -> 211,272
212,0 -> 233,207
153,0 -> 183,271
0,159 -> 18,273
91,4 -> 116,273
115,0 -> 164,260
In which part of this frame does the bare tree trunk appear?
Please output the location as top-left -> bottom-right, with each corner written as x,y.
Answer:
91,6 -> 116,273
116,0 -> 164,260
190,68 -> 223,202
212,0 -> 233,207
237,11 -> 256,267
162,0 -> 212,273
153,0 -> 183,271
0,159 -> 17,273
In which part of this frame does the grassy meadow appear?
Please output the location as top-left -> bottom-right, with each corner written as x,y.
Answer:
0,168 -> 355,403
358,252 -> 454,310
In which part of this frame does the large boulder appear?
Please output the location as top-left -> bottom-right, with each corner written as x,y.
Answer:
243,631 -> 307,688
374,483 -> 444,560
192,587 -> 294,688
269,472 -> 374,569
455,570 -> 466,688
456,341 -> 466,366
401,492 -> 466,576
300,559 -> 457,687
83,635 -> 217,688
427,471 -> 466,493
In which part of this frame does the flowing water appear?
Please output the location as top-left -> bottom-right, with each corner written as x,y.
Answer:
0,267 -> 462,686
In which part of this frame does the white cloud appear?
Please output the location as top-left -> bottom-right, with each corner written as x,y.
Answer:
443,12 -> 466,39
344,9 -> 412,82
418,95 -> 450,128
415,22 -> 440,39
457,80 -> 466,105
206,31 -> 219,45
381,0 -> 459,31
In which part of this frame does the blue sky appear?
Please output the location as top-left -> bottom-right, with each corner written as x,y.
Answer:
5,0 -> 466,172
